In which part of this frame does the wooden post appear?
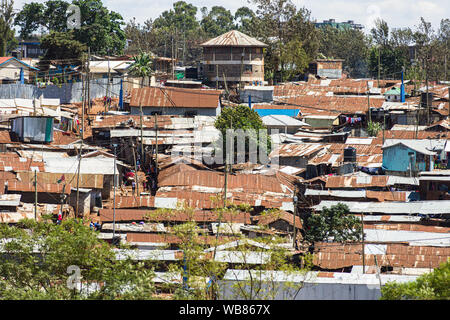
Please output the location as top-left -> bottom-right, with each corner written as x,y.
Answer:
112,145 -> 117,239
130,137 -> 139,197
34,170 -> 38,221
75,143 -> 83,216
361,213 -> 365,274
293,186 -> 298,249
367,81 -> 371,123
87,47 -> 91,112
155,113 -> 158,174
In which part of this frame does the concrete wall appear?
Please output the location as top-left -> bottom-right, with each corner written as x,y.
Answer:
69,191 -> 91,216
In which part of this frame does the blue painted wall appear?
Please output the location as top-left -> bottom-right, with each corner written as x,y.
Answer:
254,109 -> 300,117
382,144 -> 432,172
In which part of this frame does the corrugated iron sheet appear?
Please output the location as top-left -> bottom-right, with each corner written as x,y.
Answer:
17,172 -> 103,189
201,30 -> 267,47
310,242 -> 450,269
130,87 -> 222,109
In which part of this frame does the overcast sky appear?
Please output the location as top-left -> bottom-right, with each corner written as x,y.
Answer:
14,0 -> 449,32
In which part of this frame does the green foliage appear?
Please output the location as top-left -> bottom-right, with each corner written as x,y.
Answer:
381,260 -> 450,300
128,51 -> 153,86
318,25 -> 370,78
14,0 -> 126,56
200,6 -> 235,38
214,105 -> 271,164
303,203 -> 362,244
0,218 -> 156,300
0,0 -> 15,56
39,30 -> 87,70
367,121 -> 382,137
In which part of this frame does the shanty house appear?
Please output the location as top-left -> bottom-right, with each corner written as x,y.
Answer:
129,87 -> 222,117
384,87 -> 401,102
0,56 -> 39,83
308,59 -> 344,79
382,139 -> 446,175
200,30 -> 267,85
261,115 -> 309,134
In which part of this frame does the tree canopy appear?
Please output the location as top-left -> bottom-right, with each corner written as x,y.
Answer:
381,260 -> 450,300
0,218 -> 155,299
14,0 -> 126,56
214,105 -> 271,165
303,203 -> 362,244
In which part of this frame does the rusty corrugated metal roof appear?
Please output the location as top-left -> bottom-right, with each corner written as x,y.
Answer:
273,143 -> 326,158
309,242 -> 450,269
129,87 -> 222,108
325,176 -> 389,189
201,30 -> 267,47
254,211 -> 302,229
7,181 -> 71,194
126,232 -> 239,245
100,209 -> 250,224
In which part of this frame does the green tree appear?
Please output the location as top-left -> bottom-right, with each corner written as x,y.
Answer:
0,218 -> 156,299
39,30 -> 87,70
303,203 -> 362,244
124,18 -> 156,54
14,0 -> 69,37
153,1 -> 201,64
318,25 -> 370,78
14,0 -> 126,56
234,6 -> 256,35
381,260 -> 450,300
214,105 -> 271,165
72,0 -> 126,55
128,51 -> 154,87
14,2 -> 45,39
368,18 -> 410,80
250,1 -> 318,82
0,0 -> 15,56
200,6 -> 235,38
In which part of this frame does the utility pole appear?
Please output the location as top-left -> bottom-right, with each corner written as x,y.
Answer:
106,55 -> 110,114
75,60 -> 86,217
154,113 -> 158,175
239,48 -> 245,95
216,64 -> 219,90
378,46 -> 381,88
361,213 -> 365,274
292,186 -> 298,250
171,30 -> 175,80
425,58 -> 430,126
367,81 -> 371,123
139,99 -> 144,167
87,47 -> 91,112
75,144 -> 83,217
448,86 -> 449,119
130,137 -> 139,197
112,144 -> 117,240
34,170 -> 38,221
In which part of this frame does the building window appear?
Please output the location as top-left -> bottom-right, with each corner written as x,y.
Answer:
208,65 -> 214,72
185,111 -> 197,117
244,65 -> 252,73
